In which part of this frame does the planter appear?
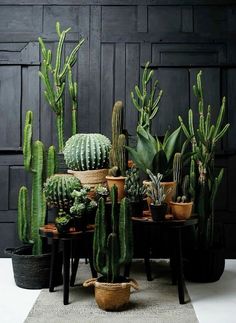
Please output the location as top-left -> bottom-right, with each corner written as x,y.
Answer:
129,200 -> 143,217
5,245 -> 62,289
170,201 -> 193,220
83,277 -> 139,311
68,169 -> 108,192
184,248 -> 225,283
106,176 -> 126,202
150,203 -> 167,221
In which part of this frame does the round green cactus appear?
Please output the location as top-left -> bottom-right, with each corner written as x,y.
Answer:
43,174 -> 82,211
63,133 -> 111,171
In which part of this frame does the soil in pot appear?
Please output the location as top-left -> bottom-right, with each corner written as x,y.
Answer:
5,245 -> 63,289
150,203 -> 168,221
184,248 -> 225,283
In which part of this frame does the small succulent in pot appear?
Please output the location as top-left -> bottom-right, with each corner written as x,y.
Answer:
70,187 -> 97,230
95,184 -> 109,201
125,166 -> 145,217
146,170 -> 169,221
55,213 -> 73,234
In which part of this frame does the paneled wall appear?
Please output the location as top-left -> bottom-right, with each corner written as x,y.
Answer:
0,0 -> 236,256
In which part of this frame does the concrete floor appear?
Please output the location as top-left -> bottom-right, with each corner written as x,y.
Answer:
0,258 -> 235,323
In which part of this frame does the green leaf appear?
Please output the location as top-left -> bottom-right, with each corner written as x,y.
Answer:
125,146 -> 146,172
152,150 -> 168,175
163,126 -> 181,162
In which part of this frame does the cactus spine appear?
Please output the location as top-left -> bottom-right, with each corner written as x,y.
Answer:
64,133 -> 111,170
178,71 -> 230,248
131,61 -> 163,132
93,185 -> 133,283
18,111 -> 56,255
110,101 -> 127,176
39,22 -> 84,152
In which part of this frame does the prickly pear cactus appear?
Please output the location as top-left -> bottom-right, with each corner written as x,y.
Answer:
44,174 -> 82,210
63,133 -> 111,171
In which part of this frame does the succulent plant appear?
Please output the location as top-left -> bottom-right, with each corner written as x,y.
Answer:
39,22 -> 84,151
55,214 -> 72,233
44,174 -> 82,211
125,166 -> 145,202
131,61 -> 163,133
146,170 -> 167,206
70,188 -> 97,216
63,133 -> 111,171
108,166 -> 121,177
18,111 -> 57,255
93,185 -> 133,283
95,184 -> 109,199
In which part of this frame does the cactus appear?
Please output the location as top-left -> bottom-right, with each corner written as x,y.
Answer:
44,174 -> 82,211
63,133 -> 111,171
173,152 -> 182,198
146,170 -> 167,206
125,166 -> 145,202
93,185 -> 133,283
47,145 -> 57,177
109,101 -> 128,176
178,70 -> 230,248
70,188 -> 97,216
131,61 -> 163,132
68,65 -> 78,135
17,111 -> 55,255
39,22 -> 85,152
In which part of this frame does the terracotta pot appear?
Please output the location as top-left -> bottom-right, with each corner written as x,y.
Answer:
106,176 -> 126,202
68,169 -> 109,187
170,201 -> 193,220
83,277 -> 139,311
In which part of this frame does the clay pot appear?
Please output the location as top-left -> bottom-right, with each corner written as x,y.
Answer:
106,176 -> 126,202
170,201 -> 193,220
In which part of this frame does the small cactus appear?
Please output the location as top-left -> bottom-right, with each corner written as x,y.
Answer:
125,166 -> 145,202
146,170 -> 167,206
64,133 -> 111,170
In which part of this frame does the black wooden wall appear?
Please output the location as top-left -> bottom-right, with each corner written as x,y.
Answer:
0,0 -> 236,257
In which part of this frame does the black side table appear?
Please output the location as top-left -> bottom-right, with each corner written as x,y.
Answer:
125,217 -> 198,304
39,224 -> 97,305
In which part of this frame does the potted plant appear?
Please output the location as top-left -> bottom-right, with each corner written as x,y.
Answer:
95,183 -> 109,202
178,70 -> 230,282
170,153 -> 194,220
106,101 -> 127,201
5,111 -> 62,289
83,185 -> 139,311
43,173 -> 82,233
64,133 -> 111,188
39,22 -> 84,155
146,170 -> 169,221
124,165 -> 145,217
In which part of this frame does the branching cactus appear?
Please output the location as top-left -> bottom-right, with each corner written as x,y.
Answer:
44,174 -> 82,211
93,185 -> 133,283
64,133 -> 111,170
125,166 -> 145,202
178,71 -> 230,248
131,61 -> 163,132
109,101 -> 127,176
146,170 -> 167,206
39,22 -> 84,151
18,111 -> 56,255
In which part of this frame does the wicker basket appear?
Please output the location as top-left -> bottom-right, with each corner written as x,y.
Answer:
83,278 -> 139,311
68,169 -> 108,187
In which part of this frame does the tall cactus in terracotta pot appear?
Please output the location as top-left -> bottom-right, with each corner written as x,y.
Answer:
18,111 -> 57,255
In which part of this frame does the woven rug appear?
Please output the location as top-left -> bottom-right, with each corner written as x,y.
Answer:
25,260 -> 198,323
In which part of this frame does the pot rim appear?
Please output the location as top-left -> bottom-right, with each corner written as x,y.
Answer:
105,175 -> 126,180
170,201 -> 193,206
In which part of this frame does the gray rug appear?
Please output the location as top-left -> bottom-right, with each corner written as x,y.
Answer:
25,260 -> 198,323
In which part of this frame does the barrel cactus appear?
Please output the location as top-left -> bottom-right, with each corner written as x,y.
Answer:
63,133 -> 111,170
44,174 -> 82,211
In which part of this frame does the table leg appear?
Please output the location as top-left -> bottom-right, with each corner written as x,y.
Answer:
70,257 -> 79,287
63,240 -> 71,305
175,228 -> 185,304
49,239 -> 59,292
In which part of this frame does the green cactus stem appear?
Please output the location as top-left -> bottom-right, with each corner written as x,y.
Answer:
39,21 -> 84,152
68,65 -> 78,135
131,61 -> 163,132
47,145 -> 57,177
93,185 -> 133,283
17,186 -> 29,244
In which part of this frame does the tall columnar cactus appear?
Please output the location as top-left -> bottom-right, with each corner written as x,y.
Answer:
47,145 -> 57,177
63,133 -> 111,170
131,61 -> 163,133
39,22 -> 84,152
178,71 -> 230,248
173,152 -> 182,198
18,111 -> 56,255
109,101 -> 127,176
68,65 -> 78,135
44,174 -> 82,211
93,185 -> 133,283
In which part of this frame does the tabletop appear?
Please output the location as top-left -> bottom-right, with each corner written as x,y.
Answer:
39,223 -> 95,240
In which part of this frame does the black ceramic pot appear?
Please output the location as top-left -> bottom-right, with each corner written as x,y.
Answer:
184,248 -> 225,283
73,215 -> 87,231
129,200 -> 143,217
150,203 -> 167,221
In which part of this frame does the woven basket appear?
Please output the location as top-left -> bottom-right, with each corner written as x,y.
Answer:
68,169 -> 108,188
83,278 -> 139,311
